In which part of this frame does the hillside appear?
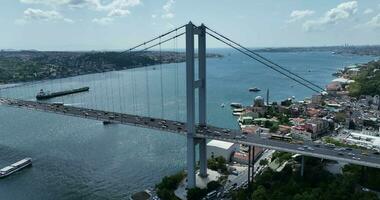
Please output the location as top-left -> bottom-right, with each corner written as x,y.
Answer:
0,50 -> 221,84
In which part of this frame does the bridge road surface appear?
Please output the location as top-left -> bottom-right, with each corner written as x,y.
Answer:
2,97 -> 380,169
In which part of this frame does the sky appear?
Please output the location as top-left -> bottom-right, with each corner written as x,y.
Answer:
1,0 -> 380,51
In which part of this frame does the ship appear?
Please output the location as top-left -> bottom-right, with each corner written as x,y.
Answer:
249,87 -> 261,92
230,102 -> 242,108
0,158 -> 32,178
36,87 -> 89,100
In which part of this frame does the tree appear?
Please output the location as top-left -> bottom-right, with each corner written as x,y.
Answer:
335,112 -> 347,123
259,159 -> 268,166
156,171 -> 185,200
251,186 -> 268,200
156,188 -> 178,200
269,124 -> 279,133
264,120 -> 273,128
348,120 -> 356,130
207,156 -> 228,174
206,181 -> 221,192
187,187 -> 207,200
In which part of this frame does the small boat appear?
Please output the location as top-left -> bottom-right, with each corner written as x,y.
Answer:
230,103 -> 242,108
249,87 -> 261,92
233,108 -> 244,112
220,103 -> 225,108
232,112 -> 243,116
103,121 -> 113,125
0,158 -> 32,178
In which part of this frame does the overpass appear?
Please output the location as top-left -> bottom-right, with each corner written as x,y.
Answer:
2,97 -> 380,170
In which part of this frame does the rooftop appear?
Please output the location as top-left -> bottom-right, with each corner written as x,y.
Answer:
207,140 -> 235,150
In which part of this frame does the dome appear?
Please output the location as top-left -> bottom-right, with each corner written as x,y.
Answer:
254,96 -> 265,107
255,96 -> 264,101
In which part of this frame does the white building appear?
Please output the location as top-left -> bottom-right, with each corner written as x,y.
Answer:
345,130 -> 380,150
207,140 -> 239,161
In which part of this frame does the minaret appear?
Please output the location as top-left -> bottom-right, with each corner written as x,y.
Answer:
266,89 -> 269,105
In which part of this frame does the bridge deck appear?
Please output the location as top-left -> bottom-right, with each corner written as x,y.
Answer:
2,97 -> 380,169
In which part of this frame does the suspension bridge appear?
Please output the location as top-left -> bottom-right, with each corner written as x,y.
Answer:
1,22 -> 380,189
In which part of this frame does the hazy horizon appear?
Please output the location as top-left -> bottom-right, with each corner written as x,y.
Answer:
1,0 -> 380,51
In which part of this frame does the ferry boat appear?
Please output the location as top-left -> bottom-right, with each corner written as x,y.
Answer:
249,87 -> 261,92
36,87 -> 89,100
0,158 -> 32,178
230,102 -> 242,108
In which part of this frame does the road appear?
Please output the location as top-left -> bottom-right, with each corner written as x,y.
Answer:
225,149 -> 275,190
2,97 -> 380,169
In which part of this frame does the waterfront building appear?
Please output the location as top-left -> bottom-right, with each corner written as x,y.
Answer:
312,94 -> 323,105
291,125 -> 313,141
207,140 -> 239,161
344,130 -> 380,150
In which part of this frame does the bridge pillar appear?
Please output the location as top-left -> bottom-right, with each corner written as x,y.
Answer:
198,24 -> 208,178
301,156 -> 304,177
186,22 -> 208,188
248,146 -> 251,184
186,22 -> 196,188
251,146 -> 255,182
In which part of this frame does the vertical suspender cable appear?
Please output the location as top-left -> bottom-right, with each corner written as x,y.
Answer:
110,72 -> 115,112
175,29 -> 180,121
117,69 -> 123,114
159,38 -> 164,119
145,62 -> 151,117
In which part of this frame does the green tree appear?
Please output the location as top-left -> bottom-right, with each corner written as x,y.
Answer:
206,181 -> 221,192
251,186 -> 268,200
259,159 -> 268,166
207,156 -> 228,174
187,187 -> 207,200
269,124 -> 279,133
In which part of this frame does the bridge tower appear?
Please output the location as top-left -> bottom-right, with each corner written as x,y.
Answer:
186,22 -> 207,188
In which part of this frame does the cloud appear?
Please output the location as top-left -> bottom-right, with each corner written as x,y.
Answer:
107,9 -> 130,17
367,14 -> 380,29
19,0 -> 141,23
287,10 -> 315,23
92,17 -> 114,25
363,8 -> 373,15
18,8 -> 74,23
20,0 -> 71,6
161,0 -> 174,19
162,13 -> 174,19
303,1 -> 358,31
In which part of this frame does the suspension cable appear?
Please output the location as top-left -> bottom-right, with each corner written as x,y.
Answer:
206,31 -> 321,93
127,32 -> 185,55
125,24 -> 186,53
205,26 -> 324,92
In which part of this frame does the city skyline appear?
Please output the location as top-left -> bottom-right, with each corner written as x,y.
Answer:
1,0 -> 380,50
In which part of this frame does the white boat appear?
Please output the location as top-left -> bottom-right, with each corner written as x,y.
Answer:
233,108 -> 244,112
0,158 -> 32,178
232,112 -> 243,116
230,102 -> 242,108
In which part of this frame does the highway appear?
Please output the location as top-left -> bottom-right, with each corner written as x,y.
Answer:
2,97 -> 380,169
